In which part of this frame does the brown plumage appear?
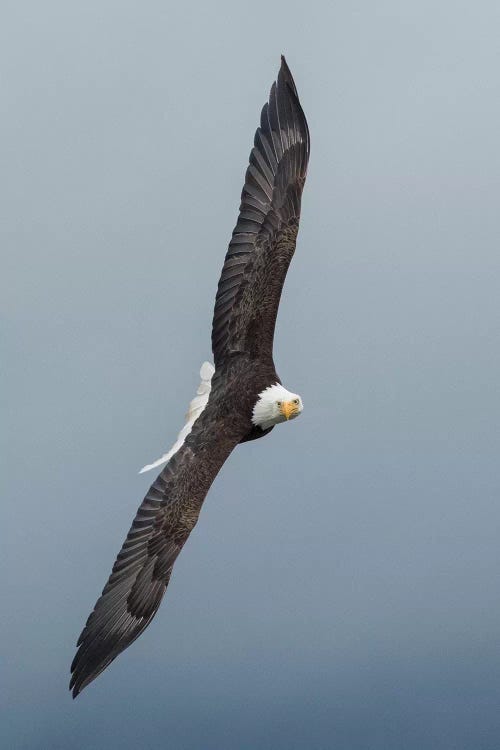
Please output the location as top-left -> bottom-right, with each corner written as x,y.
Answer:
70,56 -> 310,698
212,56 -> 309,366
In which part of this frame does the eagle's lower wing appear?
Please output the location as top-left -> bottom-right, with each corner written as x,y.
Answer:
211,56 -> 310,368
70,403 -> 242,697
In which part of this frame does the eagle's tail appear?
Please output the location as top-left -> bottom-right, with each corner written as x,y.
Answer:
138,361 -> 215,474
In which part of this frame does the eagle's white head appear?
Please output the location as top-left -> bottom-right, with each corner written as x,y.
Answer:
251,383 -> 304,431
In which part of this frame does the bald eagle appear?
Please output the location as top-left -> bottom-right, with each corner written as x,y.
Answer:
70,56 -> 310,697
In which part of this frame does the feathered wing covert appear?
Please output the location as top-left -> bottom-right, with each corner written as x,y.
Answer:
70,56 -> 309,697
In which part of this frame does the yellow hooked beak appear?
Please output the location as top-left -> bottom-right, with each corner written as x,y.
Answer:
280,400 -> 299,420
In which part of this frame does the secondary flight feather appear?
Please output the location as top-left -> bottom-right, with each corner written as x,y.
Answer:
70,56 -> 310,697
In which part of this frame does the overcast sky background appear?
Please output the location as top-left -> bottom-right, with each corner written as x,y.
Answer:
2,1 -> 500,748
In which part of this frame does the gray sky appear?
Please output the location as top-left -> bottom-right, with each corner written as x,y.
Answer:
3,1 -> 500,748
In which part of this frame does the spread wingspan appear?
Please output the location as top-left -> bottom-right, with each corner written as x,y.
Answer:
70,57 -> 310,697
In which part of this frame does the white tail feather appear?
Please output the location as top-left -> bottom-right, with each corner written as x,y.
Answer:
138,361 -> 215,474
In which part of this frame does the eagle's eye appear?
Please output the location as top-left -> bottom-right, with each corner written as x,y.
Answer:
276,401 -> 282,407
293,399 -> 299,405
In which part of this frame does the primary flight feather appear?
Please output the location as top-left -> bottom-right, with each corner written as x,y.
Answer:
70,56 -> 310,697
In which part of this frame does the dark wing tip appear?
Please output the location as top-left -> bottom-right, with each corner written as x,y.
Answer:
69,666 -> 86,699
277,56 -> 310,160
69,648 -> 101,698
69,612 -> 153,698
279,55 -> 298,96
70,678 -> 81,699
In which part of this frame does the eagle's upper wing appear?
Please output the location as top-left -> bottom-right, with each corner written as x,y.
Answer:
70,397 -> 243,697
212,56 -> 310,368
